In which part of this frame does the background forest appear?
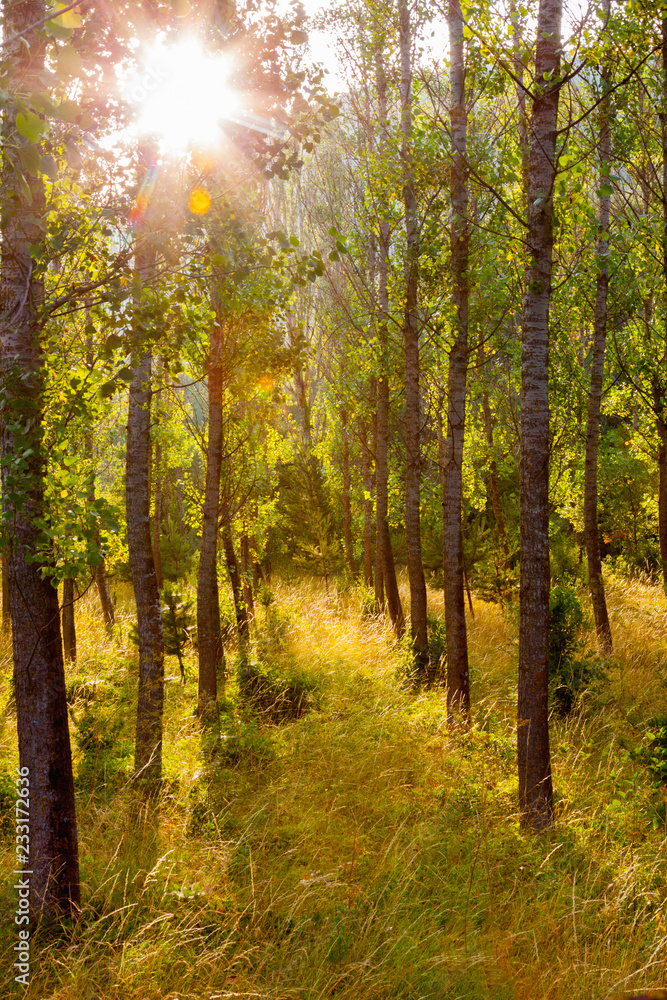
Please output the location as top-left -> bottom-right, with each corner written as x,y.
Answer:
2,0 -> 667,997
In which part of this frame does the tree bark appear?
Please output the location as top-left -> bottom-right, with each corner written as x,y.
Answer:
221,509 -> 249,647
341,408 -> 358,581
480,380 -> 510,562
240,532 -> 255,620
374,41 -> 405,638
126,223 -> 164,784
197,314 -> 225,714
152,441 -> 163,591
659,16 -> 667,595
517,0 -> 563,831
399,0 -> 428,678
443,0 -> 470,715
95,562 -> 115,634
62,579 -> 76,663
0,0 -> 79,917
359,418 -> 375,588
584,0 -> 613,654
2,558 -> 10,634
85,329 -> 115,634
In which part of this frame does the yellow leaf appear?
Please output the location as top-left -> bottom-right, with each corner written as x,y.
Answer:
54,3 -> 83,28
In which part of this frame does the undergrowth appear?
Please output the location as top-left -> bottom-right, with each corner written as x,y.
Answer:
1,575 -> 667,998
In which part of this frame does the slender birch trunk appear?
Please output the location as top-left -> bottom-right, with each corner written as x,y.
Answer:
240,533 -> 255,621
221,506 -> 249,647
374,41 -> 405,638
444,0 -> 470,714
584,0 -> 613,653
197,314 -> 225,714
517,0 -> 563,831
2,558 -> 10,634
1,0 -> 79,916
341,408 -> 358,581
399,0 -> 428,677
62,579 -> 76,663
126,220 -> 164,783
659,15 -> 667,594
85,331 -> 115,633
359,418 -> 375,588
152,441 -> 164,591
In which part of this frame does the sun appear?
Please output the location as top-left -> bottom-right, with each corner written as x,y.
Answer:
128,39 -> 241,153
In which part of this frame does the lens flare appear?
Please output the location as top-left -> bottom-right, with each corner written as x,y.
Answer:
128,39 -> 240,153
188,186 -> 211,215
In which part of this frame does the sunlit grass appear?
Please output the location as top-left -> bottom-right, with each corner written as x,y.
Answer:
2,572 -> 667,998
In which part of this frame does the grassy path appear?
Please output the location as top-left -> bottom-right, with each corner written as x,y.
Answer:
1,576 -> 667,998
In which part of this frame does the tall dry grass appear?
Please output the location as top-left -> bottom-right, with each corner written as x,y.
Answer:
1,573 -> 667,998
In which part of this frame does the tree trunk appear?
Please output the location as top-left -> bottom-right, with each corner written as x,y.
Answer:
240,533 -> 255,621
0,0 -> 79,917
126,222 -> 164,784
443,0 -> 470,716
481,383 -> 510,562
95,562 -> 115,634
197,315 -> 225,714
152,442 -> 163,591
341,408 -> 358,581
399,0 -> 428,678
374,41 -> 405,638
2,558 -> 10,634
84,327 -> 115,634
221,508 -> 249,647
517,0 -> 563,832
359,419 -> 375,589
584,2 -> 613,654
660,16 -> 667,595
62,579 -> 77,663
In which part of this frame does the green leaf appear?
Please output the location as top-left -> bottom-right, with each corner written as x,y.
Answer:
16,111 -> 48,143
56,44 -> 83,79
40,154 -> 59,180
19,144 -> 41,176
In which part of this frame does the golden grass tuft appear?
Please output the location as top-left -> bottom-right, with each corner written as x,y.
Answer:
1,573 -> 667,998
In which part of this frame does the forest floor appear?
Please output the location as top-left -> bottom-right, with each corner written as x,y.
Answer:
2,574 -> 667,999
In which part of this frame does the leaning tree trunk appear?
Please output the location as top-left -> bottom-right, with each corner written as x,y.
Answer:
62,579 -> 77,663
374,41 -> 405,638
518,0 -> 563,831
399,0 -> 428,678
443,0 -> 471,716
341,409 -> 358,581
584,1 -> 613,654
197,313 -> 225,714
126,227 -> 164,784
0,0 -> 79,917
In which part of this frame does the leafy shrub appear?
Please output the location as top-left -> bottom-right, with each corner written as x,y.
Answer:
548,585 -> 599,715
359,587 -> 378,621
238,658 -> 320,723
72,701 -> 129,790
629,717 -> 667,786
0,771 -> 15,837
427,614 -> 447,685
256,603 -> 292,665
